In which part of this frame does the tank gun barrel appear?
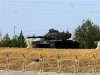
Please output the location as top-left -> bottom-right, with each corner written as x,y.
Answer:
28,36 -> 46,38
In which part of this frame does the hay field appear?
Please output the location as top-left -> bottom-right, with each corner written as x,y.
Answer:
0,48 -> 100,73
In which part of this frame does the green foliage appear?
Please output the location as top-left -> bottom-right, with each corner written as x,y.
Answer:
11,35 -> 19,47
0,30 -> 26,48
1,33 -> 12,47
17,30 -> 26,47
73,19 -> 100,48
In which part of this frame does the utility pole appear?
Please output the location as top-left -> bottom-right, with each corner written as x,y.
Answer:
14,26 -> 16,36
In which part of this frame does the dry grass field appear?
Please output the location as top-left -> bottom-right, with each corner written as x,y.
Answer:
0,48 -> 100,73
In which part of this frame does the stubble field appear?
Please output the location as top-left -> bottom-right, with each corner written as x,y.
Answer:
0,48 -> 100,73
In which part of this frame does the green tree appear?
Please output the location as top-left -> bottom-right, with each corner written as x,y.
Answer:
1,33 -> 12,47
73,19 -> 100,48
11,35 -> 19,47
17,30 -> 26,47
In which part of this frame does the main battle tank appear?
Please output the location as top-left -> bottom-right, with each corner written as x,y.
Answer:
28,29 -> 79,48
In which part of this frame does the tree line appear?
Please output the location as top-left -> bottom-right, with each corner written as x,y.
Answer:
0,30 -> 26,47
0,19 -> 100,48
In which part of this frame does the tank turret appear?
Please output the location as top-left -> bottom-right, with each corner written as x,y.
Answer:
44,29 -> 71,40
